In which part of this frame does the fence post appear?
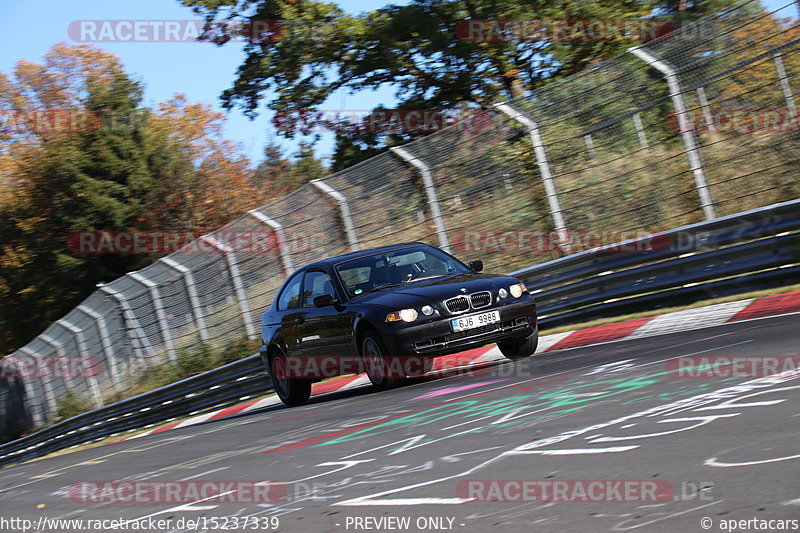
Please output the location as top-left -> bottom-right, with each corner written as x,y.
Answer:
773,52 -> 797,127
40,333 -> 81,394
632,112 -> 649,149
98,284 -> 154,370
200,235 -> 257,339
56,319 -> 103,408
310,179 -> 360,252
128,272 -> 176,361
160,257 -> 210,344
389,146 -> 452,253
246,210 -> 295,276
696,87 -> 717,134
7,356 -> 43,427
583,134 -> 597,160
629,46 -> 717,220
77,304 -> 122,390
493,102 -> 571,253
18,346 -> 57,416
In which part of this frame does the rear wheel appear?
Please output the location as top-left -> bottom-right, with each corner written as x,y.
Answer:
269,351 -> 312,405
361,330 -> 405,390
498,333 -> 538,360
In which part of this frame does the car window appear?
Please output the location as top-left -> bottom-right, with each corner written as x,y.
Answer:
336,245 -> 468,297
339,266 -> 371,288
277,273 -> 303,310
302,270 -> 335,308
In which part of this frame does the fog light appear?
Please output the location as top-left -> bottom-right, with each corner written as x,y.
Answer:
421,305 -> 434,316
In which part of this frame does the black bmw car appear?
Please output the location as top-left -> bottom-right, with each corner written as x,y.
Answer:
260,242 -> 538,405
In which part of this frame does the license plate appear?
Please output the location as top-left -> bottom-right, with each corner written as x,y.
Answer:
451,310 -> 500,332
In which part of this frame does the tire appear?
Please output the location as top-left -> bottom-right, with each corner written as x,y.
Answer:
361,330 -> 405,390
498,332 -> 539,360
269,351 -> 312,405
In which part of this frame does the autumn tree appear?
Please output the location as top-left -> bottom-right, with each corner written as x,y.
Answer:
0,44 -> 266,354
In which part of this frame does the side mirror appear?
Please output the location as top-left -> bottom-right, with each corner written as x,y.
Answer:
468,260 -> 484,273
313,294 -> 339,307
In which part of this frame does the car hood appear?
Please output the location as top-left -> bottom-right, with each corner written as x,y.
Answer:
352,272 -> 521,309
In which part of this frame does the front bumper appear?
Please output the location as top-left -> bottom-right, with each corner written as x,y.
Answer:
379,297 -> 537,357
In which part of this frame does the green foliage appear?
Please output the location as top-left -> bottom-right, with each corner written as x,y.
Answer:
182,0 -> 741,167
254,140 -> 328,193
56,390 -> 93,422
104,337 -> 259,405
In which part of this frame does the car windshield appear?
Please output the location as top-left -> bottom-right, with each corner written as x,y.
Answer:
335,246 -> 469,297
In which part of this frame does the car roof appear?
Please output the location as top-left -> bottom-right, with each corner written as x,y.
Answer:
303,242 -> 433,270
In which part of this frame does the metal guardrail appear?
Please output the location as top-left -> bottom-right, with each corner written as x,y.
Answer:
513,198 -> 800,327
0,198 -> 798,467
0,354 -> 267,466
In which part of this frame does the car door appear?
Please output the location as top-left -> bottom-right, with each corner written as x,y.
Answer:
296,269 -> 354,368
274,271 -> 305,357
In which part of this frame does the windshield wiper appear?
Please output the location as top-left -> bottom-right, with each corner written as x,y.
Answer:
363,283 -> 405,294
405,274 -> 445,284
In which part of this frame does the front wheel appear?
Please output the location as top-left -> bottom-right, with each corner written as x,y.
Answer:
498,332 -> 539,360
361,330 -> 405,390
269,351 -> 312,405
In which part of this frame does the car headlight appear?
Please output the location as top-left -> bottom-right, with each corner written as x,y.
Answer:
386,308 -> 419,323
498,288 -> 508,299
509,283 -> 527,298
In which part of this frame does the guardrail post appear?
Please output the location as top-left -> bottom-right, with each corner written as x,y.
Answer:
492,102 -> 571,253
56,319 -> 103,408
632,112 -> 649,149
7,356 -> 43,427
129,272 -> 176,361
390,146 -> 452,253
98,284 -> 154,370
629,46 -> 717,220
18,347 -> 57,416
310,179 -> 360,252
76,305 -> 122,390
246,210 -> 295,276
160,257 -> 210,343
200,234 -> 257,339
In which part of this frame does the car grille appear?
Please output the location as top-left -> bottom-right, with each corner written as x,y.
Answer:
444,296 -> 470,313
470,291 -> 491,309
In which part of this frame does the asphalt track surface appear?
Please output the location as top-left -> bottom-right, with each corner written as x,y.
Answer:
1,314 -> 798,533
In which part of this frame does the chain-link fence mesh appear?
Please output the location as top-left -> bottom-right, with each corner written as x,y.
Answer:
2,0 -> 798,435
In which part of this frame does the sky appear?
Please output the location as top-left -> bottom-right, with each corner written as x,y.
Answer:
0,0 -> 404,165
0,0 -> 795,166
